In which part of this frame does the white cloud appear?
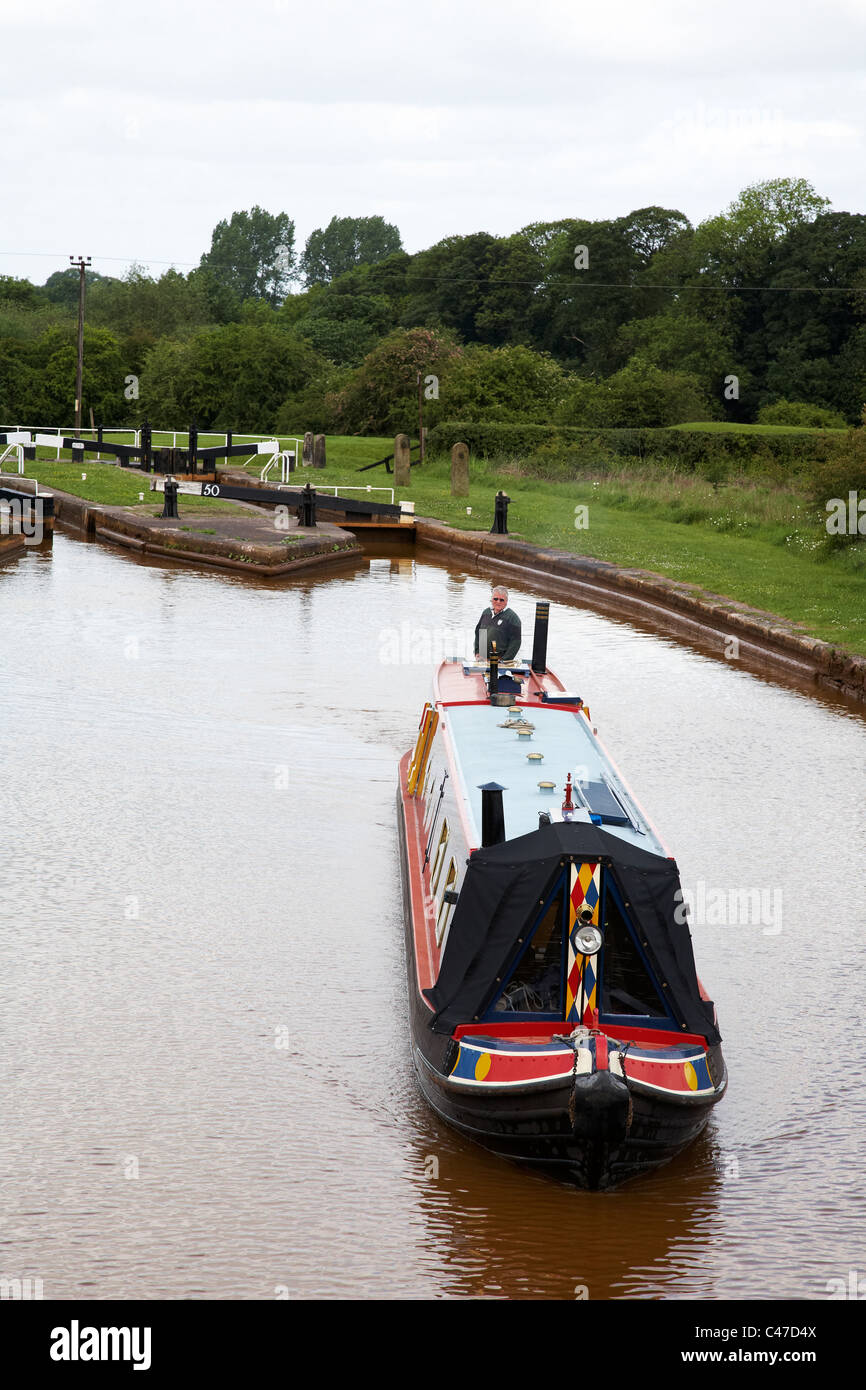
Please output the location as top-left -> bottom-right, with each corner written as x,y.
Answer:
0,0 -> 864,282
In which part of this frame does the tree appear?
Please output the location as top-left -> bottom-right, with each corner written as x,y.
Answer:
198,207 -> 296,307
534,218 -> 665,373
293,290 -> 396,366
328,327 -> 461,435
619,207 -> 693,265
42,267 -> 107,310
138,322 -> 326,430
301,216 -> 403,286
614,310 -> 740,402
696,177 -> 831,285
432,345 -> 566,424
402,233 -> 500,342
88,265 -> 212,343
556,359 -> 713,428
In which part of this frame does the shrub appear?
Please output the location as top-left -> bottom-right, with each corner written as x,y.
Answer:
807,429 -> 866,551
757,399 -> 848,429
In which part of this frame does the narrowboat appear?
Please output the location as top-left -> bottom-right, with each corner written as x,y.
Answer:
397,601 -> 726,1190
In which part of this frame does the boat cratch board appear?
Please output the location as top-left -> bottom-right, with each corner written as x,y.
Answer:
398,604 -> 726,1190
566,860 -> 601,1024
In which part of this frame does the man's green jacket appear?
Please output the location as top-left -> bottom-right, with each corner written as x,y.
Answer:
474,606 -> 521,660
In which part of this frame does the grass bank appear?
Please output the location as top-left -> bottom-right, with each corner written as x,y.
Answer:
12,436 -> 866,656
308,449 -> 866,656
5,459 -> 248,514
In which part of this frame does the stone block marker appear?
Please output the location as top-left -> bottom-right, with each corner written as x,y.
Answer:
313,434 -> 326,469
394,434 -> 411,487
302,432 -> 314,466
451,442 -> 469,497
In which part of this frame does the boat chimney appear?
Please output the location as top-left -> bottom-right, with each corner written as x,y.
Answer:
488,651 -> 499,698
479,782 -> 507,847
531,600 -> 550,674
562,772 -> 575,821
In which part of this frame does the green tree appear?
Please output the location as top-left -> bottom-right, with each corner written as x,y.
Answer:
198,207 -> 296,307
15,324 -> 127,424
328,327 -> 460,435
614,310 -> 739,402
534,216 -> 672,373
697,178 -> 831,284
301,215 -> 403,286
291,274 -> 396,366
138,322 -> 325,431
42,267 -> 107,310
556,359 -> 713,428
402,233 -> 500,342
433,344 -> 566,423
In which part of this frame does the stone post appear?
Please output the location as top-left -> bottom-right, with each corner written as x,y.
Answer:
394,433 -> 411,487
450,441 -> 469,497
303,431 -> 314,466
313,434 -> 326,469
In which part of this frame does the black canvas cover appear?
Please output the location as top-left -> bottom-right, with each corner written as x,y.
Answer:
423,822 -> 720,1044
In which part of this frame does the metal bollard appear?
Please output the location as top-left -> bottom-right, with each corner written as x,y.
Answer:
297,482 -> 317,528
188,422 -> 198,474
160,476 -> 180,519
490,490 -> 510,534
140,419 -> 152,473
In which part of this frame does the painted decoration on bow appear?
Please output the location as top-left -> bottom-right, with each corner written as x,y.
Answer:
566,861 -> 601,1024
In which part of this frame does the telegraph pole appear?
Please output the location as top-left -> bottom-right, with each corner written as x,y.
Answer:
69,255 -> 91,436
417,371 -> 425,462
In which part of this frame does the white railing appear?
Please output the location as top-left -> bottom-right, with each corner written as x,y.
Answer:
0,442 -> 25,473
314,484 -> 396,505
1,426 -> 307,471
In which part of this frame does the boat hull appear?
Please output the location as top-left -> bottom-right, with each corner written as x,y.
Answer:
399,789 -> 725,1191
412,1042 -> 722,1190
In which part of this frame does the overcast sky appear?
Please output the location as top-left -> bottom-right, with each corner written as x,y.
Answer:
2,0 -> 865,287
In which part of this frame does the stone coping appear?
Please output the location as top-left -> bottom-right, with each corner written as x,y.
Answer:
0,472 -> 362,577
415,519 -> 866,704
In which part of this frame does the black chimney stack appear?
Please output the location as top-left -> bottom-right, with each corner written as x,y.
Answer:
479,782 -> 507,847
531,600 -> 550,674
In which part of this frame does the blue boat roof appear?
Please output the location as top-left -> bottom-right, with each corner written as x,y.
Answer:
442,700 -> 668,858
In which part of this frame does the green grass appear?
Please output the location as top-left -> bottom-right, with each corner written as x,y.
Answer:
310,451 -> 866,655
11,435 -> 866,656
229,434 -> 394,478
5,459 -> 246,513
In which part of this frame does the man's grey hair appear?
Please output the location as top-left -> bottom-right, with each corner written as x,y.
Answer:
492,586 -> 508,600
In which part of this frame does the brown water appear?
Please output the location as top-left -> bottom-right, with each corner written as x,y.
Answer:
1,533 -> 865,1300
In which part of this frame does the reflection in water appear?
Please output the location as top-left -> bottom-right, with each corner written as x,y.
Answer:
0,533 -> 864,1300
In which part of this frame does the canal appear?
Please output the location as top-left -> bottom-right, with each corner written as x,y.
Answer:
1,532 -> 864,1300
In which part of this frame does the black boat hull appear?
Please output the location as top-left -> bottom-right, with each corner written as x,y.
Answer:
399,791 -> 725,1191
413,1042 -> 723,1190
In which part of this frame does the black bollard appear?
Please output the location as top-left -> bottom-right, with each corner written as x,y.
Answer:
188,422 -> 198,474
490,490 -> 510,534
140,419 -> 152,473
160,476 -> 180,519
297,482 -> 316,528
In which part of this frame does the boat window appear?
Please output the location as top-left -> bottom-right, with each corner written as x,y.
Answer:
600,880 -> 667,1018
486,874 -> 566,1015
436,859 -> 457,946
431,821 -> 449,893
